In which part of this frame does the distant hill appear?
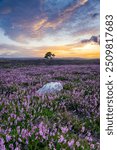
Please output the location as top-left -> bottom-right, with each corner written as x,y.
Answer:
0,58 -> 100,68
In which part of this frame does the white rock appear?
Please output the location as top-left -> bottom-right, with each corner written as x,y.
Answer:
36,82 -> 63,95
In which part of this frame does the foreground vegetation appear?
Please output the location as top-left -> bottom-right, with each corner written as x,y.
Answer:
0,63 -> 100,150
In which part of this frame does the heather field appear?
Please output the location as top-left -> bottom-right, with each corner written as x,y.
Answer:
0,61 -> 100,150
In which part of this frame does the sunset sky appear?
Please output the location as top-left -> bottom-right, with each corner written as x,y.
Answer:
0,0 -> 100,58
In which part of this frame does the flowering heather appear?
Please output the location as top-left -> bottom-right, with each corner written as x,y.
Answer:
0,64 -> 100,150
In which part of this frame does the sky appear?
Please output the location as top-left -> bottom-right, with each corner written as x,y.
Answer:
0,0 -> 100,58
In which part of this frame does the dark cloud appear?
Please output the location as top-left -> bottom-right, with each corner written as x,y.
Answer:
92,13 -> 99,18
81,35 -> 100,44
90,35 -> 100,44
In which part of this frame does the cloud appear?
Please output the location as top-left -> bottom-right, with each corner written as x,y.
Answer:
33,19 -> 47,31
0,43 -> 37,57
0,0 -> 97,43
0,44 -> 24,52
81,35 -> 100,44
33,0 -> 88,31
91,13 -> 99,18
32,40 -> 99,58
0,33 -> 100,59
62,0 -> 88,14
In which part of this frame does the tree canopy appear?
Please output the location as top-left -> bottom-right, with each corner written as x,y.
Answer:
44,52 -> 55,59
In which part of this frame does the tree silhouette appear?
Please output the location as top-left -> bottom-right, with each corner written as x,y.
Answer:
44,52 -> 55,59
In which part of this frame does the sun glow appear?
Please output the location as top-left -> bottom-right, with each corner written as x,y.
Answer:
33,42 -> 100,58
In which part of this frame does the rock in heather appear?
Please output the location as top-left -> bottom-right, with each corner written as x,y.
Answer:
36,82 -> 63,95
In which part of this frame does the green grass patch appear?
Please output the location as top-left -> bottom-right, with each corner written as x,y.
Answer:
63,83 -> 74,90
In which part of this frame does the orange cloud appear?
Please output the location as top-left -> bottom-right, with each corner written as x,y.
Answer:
33,18 -> 64,31
0,39 -> 99,58
63,0 -> 88,14
33,18 -> 47,31
33,40 -> 100,58
33,0 -> 88,31
44,19 -> 63,29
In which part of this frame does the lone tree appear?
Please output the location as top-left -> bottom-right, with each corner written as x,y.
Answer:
44,52 -> 55,59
